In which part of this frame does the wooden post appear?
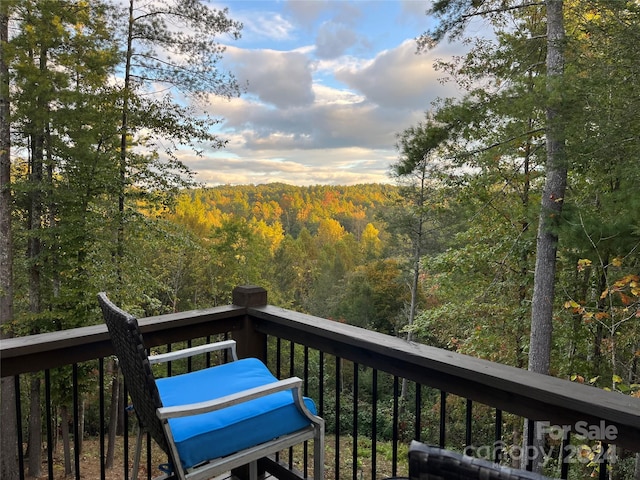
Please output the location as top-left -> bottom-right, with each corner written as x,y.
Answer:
230,286 -> 269,480
231,285 -> 268,362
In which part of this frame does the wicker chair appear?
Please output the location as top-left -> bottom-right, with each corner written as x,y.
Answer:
98,292 -> 324,480
408,441 -> 555,480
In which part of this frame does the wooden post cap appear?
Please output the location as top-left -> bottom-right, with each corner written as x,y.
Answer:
232,285 -> 268,307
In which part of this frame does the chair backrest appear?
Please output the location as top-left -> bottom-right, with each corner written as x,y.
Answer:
409,441 -> 554,480
98,292 -> 169,453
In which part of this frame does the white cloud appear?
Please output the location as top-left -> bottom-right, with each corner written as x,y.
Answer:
315,21 -> 358,59
179,1 -> 473,186
283,0 -> 331,28
312,84 -> 365,105
242,13 -> 296,41
335,39 -> 458,109
179,146 -> 395,186
225,46 -> 315,109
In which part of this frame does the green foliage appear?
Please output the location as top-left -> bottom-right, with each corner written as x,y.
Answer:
159,184 -> 399,315
332,260 -> 409,334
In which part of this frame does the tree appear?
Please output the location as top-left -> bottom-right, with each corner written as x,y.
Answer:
559,0 -> 640,382
387,120 -> 451,401
360,223 -> 382,260
418,1 -> 640,474
418,0 -> 566,380
391,120 -> 449,342
0,1 -> 19,477
333,259 -> 408,334
113,0 -> 242,286
4,0 -> 243,472
7,2 -> 121,472
528,0 -> 566,379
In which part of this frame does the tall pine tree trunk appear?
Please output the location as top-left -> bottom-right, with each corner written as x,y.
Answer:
116,377 -> 125,436
24,31 -> 48,477
529,0 -> 566,378
526,0 -> 567,471
106,359 -> 120,469
60,405 -> 73,476
0,4 -> 19,478
27,377 -> 42,477
26,64 -> 45,468
116,0 -> 135,284
400,160 -> 428,402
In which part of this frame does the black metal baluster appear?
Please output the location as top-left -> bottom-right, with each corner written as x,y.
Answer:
73,364 -> 81,479
187,339 -> 192,372
45,369 -> 54,479
99,359 -> 106,480
304,346 -> 309,478
494,409 -> 502,464
15,375 -> 25,480
439,391 -> 447,447
352,362 -> 358,480
392,376 -> 399,477
123,382 -> 129,480
525,419 -> 535,471
415,383 -> 422,441
465,399 -> 473,448
303,346 -> 309,392
599,442 -> 608,480
319,351 -> 324,417
371,369 -> 377,480
147,433 -> 152,480
335,356 -> 341,480
289,341 -> 295,470
276,337 -> 282,465
560,430 -> 570,479
289,340 -> 295,377
276,337 -> 282,378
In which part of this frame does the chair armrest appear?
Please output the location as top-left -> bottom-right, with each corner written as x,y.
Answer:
149,339 -> 238,365
157,377 -> 304,420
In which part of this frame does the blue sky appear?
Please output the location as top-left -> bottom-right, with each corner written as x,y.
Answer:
180,1 -> 470,186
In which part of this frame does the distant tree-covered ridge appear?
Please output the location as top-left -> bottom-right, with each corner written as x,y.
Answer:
158,183 -> 416,321
165,183 -> 399,239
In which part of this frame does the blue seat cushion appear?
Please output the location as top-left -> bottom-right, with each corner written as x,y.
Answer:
155,358 -> 317,470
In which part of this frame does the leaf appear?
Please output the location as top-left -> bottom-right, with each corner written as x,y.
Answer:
617,383 -> 630,393
612,374 -> 623,384
577,258 -> 592,272
611,257 -> 623,267
620,293 -> 632,306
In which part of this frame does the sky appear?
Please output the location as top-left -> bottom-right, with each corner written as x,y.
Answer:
181,0 -> 470,186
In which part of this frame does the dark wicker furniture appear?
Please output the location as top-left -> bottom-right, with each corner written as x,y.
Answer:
408,441 -> 556,480
98,292 -> 324,480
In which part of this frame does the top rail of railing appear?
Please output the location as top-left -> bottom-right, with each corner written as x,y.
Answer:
249,303 -> 640,451
0,304 -> 246,377
1,286 -> 639,451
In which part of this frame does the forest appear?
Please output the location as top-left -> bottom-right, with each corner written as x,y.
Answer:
1,0 -> 639,479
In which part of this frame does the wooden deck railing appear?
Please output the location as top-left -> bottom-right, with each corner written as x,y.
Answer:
1,285 -> 639,480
